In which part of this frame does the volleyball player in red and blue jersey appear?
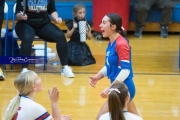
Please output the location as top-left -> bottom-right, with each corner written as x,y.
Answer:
89,13 -> 139,120
105,35 -> 135,98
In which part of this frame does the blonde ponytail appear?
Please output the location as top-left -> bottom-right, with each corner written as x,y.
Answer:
4,95 -> 21,120
4,70 -> 37,120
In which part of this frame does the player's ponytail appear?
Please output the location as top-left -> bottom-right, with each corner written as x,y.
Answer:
4,95 -> 21,120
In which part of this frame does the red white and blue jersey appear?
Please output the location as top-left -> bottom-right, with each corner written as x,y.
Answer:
99,112 -> 143,120
105,35 -> 133,83
11,96 -> 52,120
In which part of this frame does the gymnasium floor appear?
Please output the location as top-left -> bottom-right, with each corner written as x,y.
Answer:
0,32 -> 180,120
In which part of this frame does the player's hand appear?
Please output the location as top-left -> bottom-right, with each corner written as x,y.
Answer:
48,87 -> 59,103
89,76 -> 98,87
54,18 -> 62,24
100,87 -> 109,98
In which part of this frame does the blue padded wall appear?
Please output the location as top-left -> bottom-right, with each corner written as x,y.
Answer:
55,2 -> 92,20
173,4 -> 180,22
6,2 -> 92,20
6,1 -> 180,23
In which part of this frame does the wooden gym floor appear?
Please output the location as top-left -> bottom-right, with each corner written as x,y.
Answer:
0,31 -> 180,120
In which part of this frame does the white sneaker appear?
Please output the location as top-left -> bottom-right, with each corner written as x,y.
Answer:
0,68 -> 5,80
61,66 -> 75,78
21,68 -> 29,74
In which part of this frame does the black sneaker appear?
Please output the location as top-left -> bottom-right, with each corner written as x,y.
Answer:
134,26 -> 143,38
160,26 -> 168,38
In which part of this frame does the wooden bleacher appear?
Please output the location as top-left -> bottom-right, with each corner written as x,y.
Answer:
4,20 -> 179,33
128,22 -> 180,32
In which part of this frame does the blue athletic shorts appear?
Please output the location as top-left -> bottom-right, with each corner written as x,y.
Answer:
123,78 -> 136,100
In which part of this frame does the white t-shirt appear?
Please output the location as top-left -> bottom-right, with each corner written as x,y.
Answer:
7,96 -> 52,120
99,112 -> 143,120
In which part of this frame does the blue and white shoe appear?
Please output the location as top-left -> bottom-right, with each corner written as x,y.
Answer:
61,66 -> 75,78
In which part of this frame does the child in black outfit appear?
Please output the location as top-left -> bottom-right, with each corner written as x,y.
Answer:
65,3 -> 96,66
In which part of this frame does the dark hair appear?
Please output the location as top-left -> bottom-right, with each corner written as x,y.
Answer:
108,83 -> 128,120
106,13 -> 126,37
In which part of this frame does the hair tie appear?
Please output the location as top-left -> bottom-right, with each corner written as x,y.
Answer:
108,88 -> 120,94
121,27 -> 125,31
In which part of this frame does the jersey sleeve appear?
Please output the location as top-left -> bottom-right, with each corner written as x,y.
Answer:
31,102 -> 52,120
116,38 -> 131,69
99,113 -> 110,120
116,42 -> 130,61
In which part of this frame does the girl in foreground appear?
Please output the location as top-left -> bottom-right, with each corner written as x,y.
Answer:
4,70 -> 71,120
99,83 -> 143,120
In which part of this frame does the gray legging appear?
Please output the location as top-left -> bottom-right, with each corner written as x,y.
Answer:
15,21 -> 68,68
134,0 -> 174,27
